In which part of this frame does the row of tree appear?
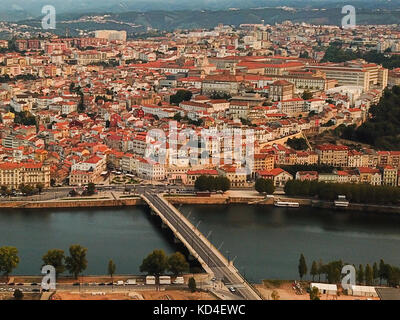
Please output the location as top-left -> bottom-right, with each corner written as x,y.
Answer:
0,245 -> 89,280
284,180 -> 400,205
0,246 -> 193,283
194,175 -> 230,192
0,184 -> 44,196
298,254 -> 400,287
322,42 -> 400,70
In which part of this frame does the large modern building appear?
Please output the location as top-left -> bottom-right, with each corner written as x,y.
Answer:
95,30 -> 127,42
307,60 -> 388,92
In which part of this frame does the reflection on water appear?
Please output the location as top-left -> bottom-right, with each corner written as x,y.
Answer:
0,205 -> 400,281
180,205 -> 400,282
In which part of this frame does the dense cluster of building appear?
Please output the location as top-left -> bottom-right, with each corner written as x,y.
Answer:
0,22 -> 398,190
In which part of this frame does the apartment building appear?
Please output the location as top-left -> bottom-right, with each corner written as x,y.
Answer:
357,167 -> 382,186
269,80 -> 295,101
315,144 -> 349,167
0,162 -> 51,189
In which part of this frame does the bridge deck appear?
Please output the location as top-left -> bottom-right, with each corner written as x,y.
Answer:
141,191 -> 262,300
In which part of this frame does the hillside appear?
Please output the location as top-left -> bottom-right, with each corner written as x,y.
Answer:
337,86 -> 400,151
15,7 -> 400,36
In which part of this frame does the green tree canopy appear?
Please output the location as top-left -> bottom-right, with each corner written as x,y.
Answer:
188,277 -> 197,292
357,264 -> 365,285
42,249 -> 65,277
108,259 -> 116,278
168,252 -> 189,276
0,246 -> 19,279
310,261 -> 318,281
298,253 -> 308,280
255,178 -> 275,194
170,90 -> 193,105
365,264 -> 374,286
65,244 -> 88,279
310,286 -> 320,300
140,249 -> 169,276
301,90 -> 313,100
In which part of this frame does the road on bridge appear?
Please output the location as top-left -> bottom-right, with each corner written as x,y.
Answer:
141,189 -> 262,300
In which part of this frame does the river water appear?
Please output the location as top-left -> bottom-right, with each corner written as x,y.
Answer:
1,205 -> 400,282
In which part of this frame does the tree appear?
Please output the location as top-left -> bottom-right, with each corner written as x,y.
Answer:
170,90 -> 192,105
309,286 -> 320,300
188,277 -> 197,292
173,113 -> 182,122
42,249 -> 65,277
298,253 -> 307,280
65,245 -> 88,279
168,252 -> 189,276
379,259 -> 386,285
36,183 -> 44,194
13,289 -> 23,300
286,137 -> 308,151
310,261 -> 318,281
86,183 -> 96,196
0,186 -> 8,196
140,249 -> 169,276
194,175 -> 208,191
271,290 -> 280,300
255,178 -> 275,194
365,264 -> 374,286
357,264 -> 364,285
108,259 -> 116,279
301,90 -> 313,100
317,259 -> 323,282
373,262 -> 379,284
0,246 -> 20,280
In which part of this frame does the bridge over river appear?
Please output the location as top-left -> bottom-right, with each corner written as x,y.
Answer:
141,189 -> 262,300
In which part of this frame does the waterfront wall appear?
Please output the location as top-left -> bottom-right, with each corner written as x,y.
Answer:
1,195 -> 400,214
0,198 -> 144,209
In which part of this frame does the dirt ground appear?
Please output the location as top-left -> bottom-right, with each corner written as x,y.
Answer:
256,280 -> 379,300
53,290 -> 216,300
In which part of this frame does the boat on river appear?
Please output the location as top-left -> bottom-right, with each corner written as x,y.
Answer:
274,201 -> 300,208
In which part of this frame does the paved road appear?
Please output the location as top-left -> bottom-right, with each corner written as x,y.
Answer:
141,188 -> 261,300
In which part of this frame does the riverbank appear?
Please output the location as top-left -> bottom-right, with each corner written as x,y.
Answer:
1,193 -> 400,214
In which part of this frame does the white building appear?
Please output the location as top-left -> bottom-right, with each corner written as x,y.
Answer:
137,158 -> 166,181
310,283 -> 337,296
348,285 -> 378,297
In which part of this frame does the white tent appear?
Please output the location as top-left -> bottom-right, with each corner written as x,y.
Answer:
349,285 -> 378,297
310,283 -> 337,295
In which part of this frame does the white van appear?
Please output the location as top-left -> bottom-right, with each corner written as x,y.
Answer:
126,279 -> 136,285
116,280 -> 124,286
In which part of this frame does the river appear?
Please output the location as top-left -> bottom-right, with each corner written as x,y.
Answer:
1,205 -> 400,282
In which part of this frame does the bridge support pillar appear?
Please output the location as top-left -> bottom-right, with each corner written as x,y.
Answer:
150,210 -> 157,216
161,221 -> 168,229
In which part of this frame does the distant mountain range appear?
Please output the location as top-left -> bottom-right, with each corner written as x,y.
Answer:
11,7 -> 400,37
1,0 -> 400,22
